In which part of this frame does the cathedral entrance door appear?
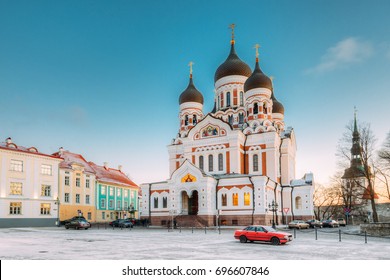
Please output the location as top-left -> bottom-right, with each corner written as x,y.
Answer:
188,190 -> 198,215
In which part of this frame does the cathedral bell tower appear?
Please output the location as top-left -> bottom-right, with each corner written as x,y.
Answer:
178,62 -> 204,137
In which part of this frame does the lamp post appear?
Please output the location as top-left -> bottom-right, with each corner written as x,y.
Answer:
268,200 -> 278,229
55,197 -> 60,227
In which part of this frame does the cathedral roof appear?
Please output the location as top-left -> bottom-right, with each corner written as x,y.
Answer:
179,76 -> 204,105
271,93 -> 284,114
244,60 -> 273,91
214,43 -> 252,83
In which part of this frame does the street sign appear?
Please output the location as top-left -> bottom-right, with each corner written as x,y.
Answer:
283,208 -> 289,214
343,207 -> 351,214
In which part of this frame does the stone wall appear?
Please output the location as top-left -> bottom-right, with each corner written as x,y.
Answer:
360,223 -> 390,237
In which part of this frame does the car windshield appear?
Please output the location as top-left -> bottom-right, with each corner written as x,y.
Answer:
263,226 -> 276,232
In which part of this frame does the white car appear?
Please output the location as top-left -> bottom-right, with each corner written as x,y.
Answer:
288,220 -> 309,229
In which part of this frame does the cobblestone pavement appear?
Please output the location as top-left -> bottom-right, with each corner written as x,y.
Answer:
1,226 -> 389,260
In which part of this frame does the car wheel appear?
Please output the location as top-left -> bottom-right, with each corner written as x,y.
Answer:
76,227 -> 79,230
85,228 -> 88,230
271,237 -> 280,245
65,226 -> 69,229
239,235 -> 247,243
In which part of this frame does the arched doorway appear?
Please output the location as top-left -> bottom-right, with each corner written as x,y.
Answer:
181,190 -> 199,215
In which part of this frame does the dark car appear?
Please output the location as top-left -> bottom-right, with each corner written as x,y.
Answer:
234,225 -> 293,245
306,219 -> 323,228
109,219 -> 124,227
60,216 -> 86,225
322,219 -> 340,228
118,219 -> 134,228
65,219 -> 91,230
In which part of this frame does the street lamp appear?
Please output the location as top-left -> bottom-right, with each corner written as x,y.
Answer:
268,200 -> 278,229
55,197 -> 60,227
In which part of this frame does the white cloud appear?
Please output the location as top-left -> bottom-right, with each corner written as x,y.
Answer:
306,37 -> 373,74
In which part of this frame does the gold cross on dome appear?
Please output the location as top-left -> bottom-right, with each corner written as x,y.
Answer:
188,61 -> 194,75
254,44 -> 260,58
229,23 -> 236,41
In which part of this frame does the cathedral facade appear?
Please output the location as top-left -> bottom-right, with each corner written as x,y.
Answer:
140,34 -> 314,227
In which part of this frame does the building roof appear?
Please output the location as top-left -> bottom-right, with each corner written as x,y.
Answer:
244,60 -> 272,91
0,137 -> 61,160
179,76 -> 204,105
89,161 -> 139,188
271,93 -> 285,115
52,150 -> 95,174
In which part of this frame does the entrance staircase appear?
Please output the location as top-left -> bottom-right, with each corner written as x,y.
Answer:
175,215 -> 207,228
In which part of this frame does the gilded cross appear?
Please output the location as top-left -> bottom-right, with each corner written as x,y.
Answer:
188,61 -> 194,75
254,43 -> 260,58
229,23 -> 236,41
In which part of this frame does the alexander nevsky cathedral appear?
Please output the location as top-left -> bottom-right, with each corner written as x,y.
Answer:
140,27 -> 314,227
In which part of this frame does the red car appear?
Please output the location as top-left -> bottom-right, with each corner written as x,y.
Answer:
234,225 -> 293,245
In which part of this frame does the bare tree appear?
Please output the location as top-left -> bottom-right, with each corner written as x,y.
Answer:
313,183 -> 342,220
378,131 -> 390,166
378,131 -> 390,201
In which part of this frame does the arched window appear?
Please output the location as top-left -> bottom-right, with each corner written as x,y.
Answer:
232,193 -> 238,206
226,92 -> 231,107
193,114 -> 197,125
244,192 -> 250,206
199,156 -> 204,171
208,155 -> 213,172
218,153 -> 223,171
154,197 -> 158,208
184,115 -> 189,126
239,113 -> 244,124
162,197 -> 167,208
263,104 -> 268,114
253,103 -> 259,115
217,96 -> 220,110
253,154 -> 259,172
228,115 -> 233,125
295,196 -> 302,210
240,91 -> 244,106
221,194 -> 227,206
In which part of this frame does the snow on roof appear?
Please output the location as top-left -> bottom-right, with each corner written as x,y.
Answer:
52,150 -> 95,174
0,139 -> 61,160
290,173 -> 314,186
89,162 -> 139,188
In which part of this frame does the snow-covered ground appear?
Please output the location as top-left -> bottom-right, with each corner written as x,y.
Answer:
0,226 -> 389,260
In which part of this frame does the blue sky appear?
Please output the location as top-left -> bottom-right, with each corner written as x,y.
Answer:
1,0 -> 389,185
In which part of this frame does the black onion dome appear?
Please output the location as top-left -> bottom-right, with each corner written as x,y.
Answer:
271,93 -> 284,114
179,77 -> 204,105
244,60 -> 272,92
214,44 -> 252,83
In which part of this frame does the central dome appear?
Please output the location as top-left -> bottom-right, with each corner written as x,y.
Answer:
214,43 -> 252,83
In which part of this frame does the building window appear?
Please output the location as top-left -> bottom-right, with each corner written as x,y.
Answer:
64,193 -> 70,203
240,91 -> 244,106
41,164 -> 52,175
221,194 -> 227,206
208,155 -> 213,172
76,178 -> 81,187
86,179 -> 90,188
218,154 -> 223,171
295,196 -> 302,210
228,115 -> 233,125
86,195 -> 90,204
40,203 -> 51,215
109,199 -> 113,208
154,197 -> 158,208
163,197 -> 167,208
217,96 -> 220,110
102,212 -> 106,220
10,182 -> 22,195
263,104 -> 268,114
124,190 -> 128,198
100,199 -> 106,208
124,201 -> 128,209
226,92 -> 231,106
109,188 -> 114,196
10,160 -> 23,172
232,193 -> 239,206
101,186 -> 106,195
220,93 -> 224,108
253,154 -> 259,172
117,189 -> 121,196
64,176 -> 70,186
117,200 -> 121,209
253,103 -> 259,115
185,115 -> 189,126
76,194 -> 80,204
10,202 -> 22,215
199,156 -> 204,171
244,192 -> 250,206
239,113 -> 244,124
87,212 -> 91,220
41,185 -> 51,197
193,114 -> 197,125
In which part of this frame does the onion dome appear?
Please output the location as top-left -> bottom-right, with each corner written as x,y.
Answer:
179,75 -> 204,105
271,93 -> 284,114
214,43 -> 252,83
244,59 -> 273,92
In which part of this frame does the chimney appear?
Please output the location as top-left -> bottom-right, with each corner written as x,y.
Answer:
104,162 -> 108,169
59,147 -> 64,156
118,165 -> 122,172
6,137 -> 12,144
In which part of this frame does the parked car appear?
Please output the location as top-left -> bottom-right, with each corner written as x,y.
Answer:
234,225 -> 293,245
337,218 -> 346,226
322,219 -> 340,228
288,220 -> 310,229
109,219 -> 124,227
306,219 -> 323,228
118,218 -> 134,228
65,219 -> 91,230
60,216 -> 86,226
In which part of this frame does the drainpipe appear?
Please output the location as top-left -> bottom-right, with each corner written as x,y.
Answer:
279,136 -> 284,225
248,176 -> 255,224
243,133 -> 248,174
290,186 -> 295,220
148,183 -> 152,225
215,178 -> 220,226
